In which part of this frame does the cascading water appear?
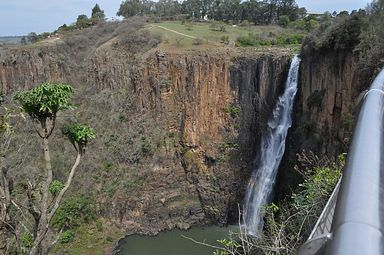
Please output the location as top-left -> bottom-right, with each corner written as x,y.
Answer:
244,55 -> 301,236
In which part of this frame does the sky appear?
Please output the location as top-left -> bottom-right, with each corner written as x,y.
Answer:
0,0 -> 372,36
296,0 -> 371,14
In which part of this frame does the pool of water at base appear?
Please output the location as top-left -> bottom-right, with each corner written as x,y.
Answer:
117,225 -> 238,255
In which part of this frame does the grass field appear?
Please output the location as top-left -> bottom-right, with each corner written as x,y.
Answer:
147,21 -> 304,50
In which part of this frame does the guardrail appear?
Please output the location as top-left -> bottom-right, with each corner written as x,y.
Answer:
299,69 -> 384,255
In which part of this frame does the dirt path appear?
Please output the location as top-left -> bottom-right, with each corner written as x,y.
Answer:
151,25 -> 223,46
152,25 -> 197,39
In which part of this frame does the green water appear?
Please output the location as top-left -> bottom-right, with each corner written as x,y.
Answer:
117,226 -> 237,255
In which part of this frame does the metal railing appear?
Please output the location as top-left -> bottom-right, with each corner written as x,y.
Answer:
299,68 -> 384,255
298,177 -> 341,255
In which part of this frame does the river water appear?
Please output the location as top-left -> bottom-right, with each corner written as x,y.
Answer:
116,226 -> 237,255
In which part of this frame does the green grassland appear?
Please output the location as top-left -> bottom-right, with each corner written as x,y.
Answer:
147,21 -> 306,50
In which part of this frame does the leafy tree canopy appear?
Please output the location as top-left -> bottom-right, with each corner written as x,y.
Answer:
62,123 -> 96,146
14,83 -> 74,119
92,3 -> 105,20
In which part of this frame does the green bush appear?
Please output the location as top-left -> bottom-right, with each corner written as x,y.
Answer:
62,123 -> 96,146
220,35 -> 229,44
223,104 -> 240,118
21,233 -> 34,249
51,196 -> 96,230
303,11 -> 366,52
218,142 -> 239,152
277,34 -> 304,45
237,33 -> 303,47
141,138 -> 153,156
60,230 -> 75,243
292,153 -> 344,209
279,15 -> 290,28
49,180 -> 65,196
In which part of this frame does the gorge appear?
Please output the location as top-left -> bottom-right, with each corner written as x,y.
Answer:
0,11 -> 382,254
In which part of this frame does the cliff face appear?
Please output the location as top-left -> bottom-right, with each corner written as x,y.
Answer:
0,47 -> 69,94
274,49 -> 374,199
0,44 -> 292,234
2,40 -> 373,236
88,49 -> 291,232
294,49 -> 370,157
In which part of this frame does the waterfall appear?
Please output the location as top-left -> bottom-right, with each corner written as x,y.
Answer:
244,55 -> 301,236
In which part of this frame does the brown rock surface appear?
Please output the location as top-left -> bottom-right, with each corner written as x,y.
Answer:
0,44 -> 292,235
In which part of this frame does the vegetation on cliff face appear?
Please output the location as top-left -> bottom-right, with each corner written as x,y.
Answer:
211,153 -> 344,255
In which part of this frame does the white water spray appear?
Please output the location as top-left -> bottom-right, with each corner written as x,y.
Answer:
244,55 -> 301,236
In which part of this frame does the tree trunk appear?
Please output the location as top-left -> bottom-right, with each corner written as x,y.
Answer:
0,163 -> 12,255
29,149 -> 81,255
30,137 -> 52,255
47,152 -> 81,222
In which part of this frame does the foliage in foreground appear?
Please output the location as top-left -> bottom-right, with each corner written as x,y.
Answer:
213,152 -> 344,255
1,83 -> 95,255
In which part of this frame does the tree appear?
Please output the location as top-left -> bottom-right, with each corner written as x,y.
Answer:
278,15 -> 290,27
12,83 -> 95,254
117,0 -> 150,17
91,4 -> 106,22
21,37 -> 27,45
27,32 -> 38,44
76,14 -> 91,29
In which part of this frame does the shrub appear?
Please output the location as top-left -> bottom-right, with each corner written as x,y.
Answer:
279,15 -> 290,28
49,180 -> 65,196
223,104 -> 240,118
277,34 -> 304,45
218,142 -> 239,152
220,35 -> 229,44
62,123 -> 96,147
60,230 -> 75,243
302,11 -> 367,52
141,138 -> 153,156
192,38 -> 204,45
21,233 -> 34,250
51,196 -> 96,230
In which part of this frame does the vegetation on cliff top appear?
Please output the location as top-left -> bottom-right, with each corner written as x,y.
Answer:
118,0 -> 305,25
302,0 -> 384,75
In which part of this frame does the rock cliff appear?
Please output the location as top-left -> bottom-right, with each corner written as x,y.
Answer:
294,49 -> 371,157
0,44 -> 292,235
